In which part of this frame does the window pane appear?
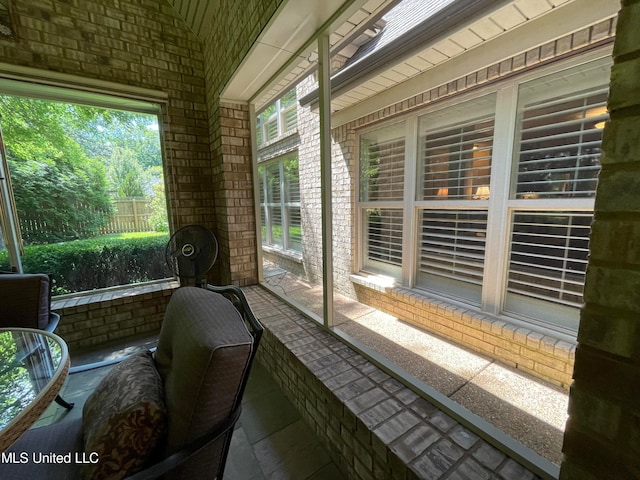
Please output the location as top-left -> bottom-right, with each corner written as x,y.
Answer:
281,88 -> 296,108
283,106 -> 297,132
265,118 -> 278,142
507,211 -> 591,307
420,123 -> 493,200
288,206 -> 302,252
513,58 -> 611,199
419,97 -> 494,201
258,153 -> 301,253
364,208 -> 403,271
417,210 -> 487,303
0,95 -> 170,294
514,91 -> 606,198
284,157 -> 300,203
360,124 -> 405,202
265,162 -> 281,203
270,206 -> 283,247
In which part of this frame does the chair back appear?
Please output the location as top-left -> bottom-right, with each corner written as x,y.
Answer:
154,286 -> 255,479
0,273 -> 52,330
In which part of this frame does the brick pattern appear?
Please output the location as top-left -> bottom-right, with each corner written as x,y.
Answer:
200,0 -> 283,285
245,285 -> 542,480
560,2 -> 640,479
52,281 -> 178,353
212,102 -> 258,286
353,279 -> 575,388
3,0 -> 220,270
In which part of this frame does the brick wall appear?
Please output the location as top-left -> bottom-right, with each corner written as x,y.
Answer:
52,281 -> 179,353
560,1 -> 640,478
199,0 -> 283,286
246,285 -> 543,480
213,102 -> 258,286
354,280 -> 575,388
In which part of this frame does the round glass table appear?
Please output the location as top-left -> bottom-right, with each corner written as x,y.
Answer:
0,328 -> 70,451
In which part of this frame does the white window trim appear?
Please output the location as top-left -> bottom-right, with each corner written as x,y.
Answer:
259,154 -> 301,254
355,51 -> 611,335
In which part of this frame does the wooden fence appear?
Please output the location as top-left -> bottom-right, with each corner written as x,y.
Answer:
18,197 -> 154,240
100,197 -> 153,234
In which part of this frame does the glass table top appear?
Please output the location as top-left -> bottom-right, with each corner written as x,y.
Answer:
0,328 -> 69,447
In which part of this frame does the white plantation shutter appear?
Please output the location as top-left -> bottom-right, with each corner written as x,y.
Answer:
514,88 -> 607,198
418,210 -> 487,303
504,59 -> 610,330
360,123 -> 405,275
365,208 -> 403,267
507,211 -> 591,307
415,95 -> 495,304
284,157 -> 301,252
419,95 -> 495,201
283,105 -> 297,133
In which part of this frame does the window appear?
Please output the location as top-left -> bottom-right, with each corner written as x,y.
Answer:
359,123 -> 405,276
356,56 -> 611,333
256,88 -> 297,146
416,95 -> 495,303
258,152 -> 301,253
503,59 -> 609,329
0,90 -> 170,296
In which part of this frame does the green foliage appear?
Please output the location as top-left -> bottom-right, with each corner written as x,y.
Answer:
0,95 -> 165,244
0,96 -> 114,243
148,178 -> 169,232
0,233 -> 171,295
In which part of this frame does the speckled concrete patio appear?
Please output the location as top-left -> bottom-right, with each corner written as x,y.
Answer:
264,267 -> 569,466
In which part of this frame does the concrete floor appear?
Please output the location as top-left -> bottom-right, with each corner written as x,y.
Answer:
36,341 -> 345,480
264,267 -> 569,466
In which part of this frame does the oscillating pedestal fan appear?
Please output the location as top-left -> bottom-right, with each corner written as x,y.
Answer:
165,225 -> 219,288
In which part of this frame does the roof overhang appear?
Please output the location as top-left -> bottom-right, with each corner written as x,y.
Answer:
219,0 -> 397,110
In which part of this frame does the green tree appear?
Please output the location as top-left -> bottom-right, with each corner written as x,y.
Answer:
0,96 -> 114,243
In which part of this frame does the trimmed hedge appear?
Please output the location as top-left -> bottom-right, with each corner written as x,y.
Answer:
0,234 -> 171,295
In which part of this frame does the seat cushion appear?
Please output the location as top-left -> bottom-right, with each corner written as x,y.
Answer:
154,287 -> 254,478
0,417 -> 84,480
0,273 -> 51,330
82,350 -> 167,480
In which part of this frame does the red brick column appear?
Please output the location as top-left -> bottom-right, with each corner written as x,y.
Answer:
212,102 -> 258,286
560,2 -> 640,479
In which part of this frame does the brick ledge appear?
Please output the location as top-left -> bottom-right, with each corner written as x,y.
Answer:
245,285 -> 552,480
350,274 -> 575,388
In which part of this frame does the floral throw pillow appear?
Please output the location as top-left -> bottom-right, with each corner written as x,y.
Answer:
82,350 -> 167,480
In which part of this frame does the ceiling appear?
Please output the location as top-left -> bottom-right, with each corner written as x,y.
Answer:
166,0 -> 398,110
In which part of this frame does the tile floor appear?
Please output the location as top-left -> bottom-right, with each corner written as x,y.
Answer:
36,343 -> 346,480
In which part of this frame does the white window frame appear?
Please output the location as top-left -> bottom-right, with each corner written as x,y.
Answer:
258,153 -> 301,254
355,51 -> 612,335
256,88 -> 297,147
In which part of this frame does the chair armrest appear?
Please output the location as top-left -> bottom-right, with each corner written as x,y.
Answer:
45,313 -> 60,333
123,406 -> 243,480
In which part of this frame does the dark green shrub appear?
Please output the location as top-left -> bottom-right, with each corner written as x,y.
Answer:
0,234 -> 171,295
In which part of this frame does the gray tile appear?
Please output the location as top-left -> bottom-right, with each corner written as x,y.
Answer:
225,427 -> 267,480
253,420 -> 332,480
306,461 -> 348,480
240,389 -> 300,444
